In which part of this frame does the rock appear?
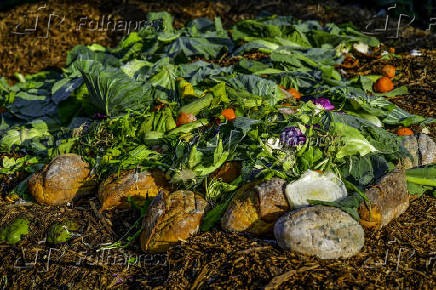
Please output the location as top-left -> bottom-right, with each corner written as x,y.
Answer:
140,190 -> 208,253
274,206 -> 364,259
399,134 -> 436,169
221,178 -> 289,235
418,134 -> 436,165
358,169 -> 409,229
400,135 -> 419,169
27,154 -> 92,205
98,169 -> 169,211
256,178 -> 289,222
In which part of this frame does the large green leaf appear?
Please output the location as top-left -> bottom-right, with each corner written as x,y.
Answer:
75,61 -> 153,116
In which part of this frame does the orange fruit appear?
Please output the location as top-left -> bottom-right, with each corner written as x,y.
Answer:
397,128 -> 414,136
381,65 -> 396,78
176,112 -> 197,127
374,77 -> 394,93
287,88 -> 301,101
221,108 -> 236,121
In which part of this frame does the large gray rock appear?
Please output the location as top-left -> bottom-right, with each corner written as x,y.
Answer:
274,206 -> 364,259
358,169 -> 409,228
418,134 -> 436,165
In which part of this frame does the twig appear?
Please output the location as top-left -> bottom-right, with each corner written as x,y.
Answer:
265,264 -> 320,289
89,201 -> 118,239
235,246 -> 272,255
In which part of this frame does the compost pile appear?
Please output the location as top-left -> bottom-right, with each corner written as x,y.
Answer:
0,10 -> 435,289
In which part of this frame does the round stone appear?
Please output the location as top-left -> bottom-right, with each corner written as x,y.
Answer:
274,206 -> 364,259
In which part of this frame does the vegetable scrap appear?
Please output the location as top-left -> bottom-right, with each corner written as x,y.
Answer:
0,12 -> 435,261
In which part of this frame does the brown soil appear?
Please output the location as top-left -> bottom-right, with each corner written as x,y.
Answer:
0,0 -> 435,288
0,195 -> 433,288
1,0 -> 435,81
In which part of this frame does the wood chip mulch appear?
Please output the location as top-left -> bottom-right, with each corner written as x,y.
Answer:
0,0 -> 435,288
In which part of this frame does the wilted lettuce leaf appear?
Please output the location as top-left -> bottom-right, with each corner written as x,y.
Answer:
227,75 -> 284,106
0,120 -> 52,150
75,61 -> 153,116
332,121 -> 377,159
177,61 -> 234,85
66,45 -> 120,67
121,60 -> 153,78
8,91 -> 57,121
0,218 -> 29,244
51,77 -> 84,104
330,112 -> 404,158
164,37 -> 229,60
340,154 -> 389,188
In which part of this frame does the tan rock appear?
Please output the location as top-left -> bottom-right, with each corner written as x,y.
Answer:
98,169 -> 169,211
140,190 -> 208,253
358,169 -> 409,229
27,154 -> 91,205
221,178 -> 289,235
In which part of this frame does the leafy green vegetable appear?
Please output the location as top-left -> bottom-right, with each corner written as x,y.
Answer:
47,221 -> 79,243
0,218 -> 29,244
406,164 -> 436,186
331,121 -> 377,159
2,11 -> 434,225
75,61 -> 153,116
179,93 -> 214,115
406,164 -> 436,197
308,192 -> 365,220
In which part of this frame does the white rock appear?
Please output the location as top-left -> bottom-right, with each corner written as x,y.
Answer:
274,206 -> 364,259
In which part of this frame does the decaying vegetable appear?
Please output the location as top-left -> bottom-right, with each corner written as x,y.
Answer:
98,169 -> 169,211
373,76 -> 394,93
47,221 -> 79,243
279,86 -> 301,101
210,161 -> 242,183
27,154 -> 93,205
397,128 -> 414,136
221,179 -> 290,235
358,169 -> 409,228
176,111 -> 197,127
381,65 -> 396,78
221,108 -> 236,121
285,170 -> 347,208
140,190 -> 208,252
0,218 -> 29,244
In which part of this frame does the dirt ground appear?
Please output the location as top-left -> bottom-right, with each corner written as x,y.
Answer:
0,0 -> 435,288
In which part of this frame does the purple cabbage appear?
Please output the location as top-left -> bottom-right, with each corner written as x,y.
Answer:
280,127 -> 306,146
93,113 -> 108,119
312,98 -> 335,110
